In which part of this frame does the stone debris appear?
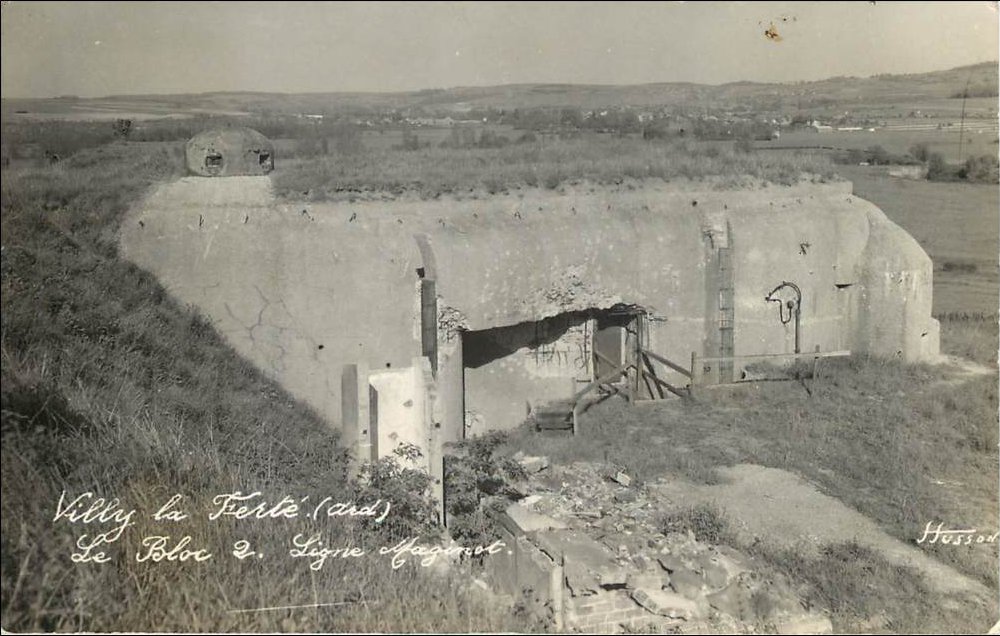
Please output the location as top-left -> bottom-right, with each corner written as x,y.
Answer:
609,469 -> 632,487
501,502 -> 567,535
669,567 -> 706,600
626,571 -> 669,591
513,451 -> 550,473
488,460 -> 834,634
631,587 -> 702,619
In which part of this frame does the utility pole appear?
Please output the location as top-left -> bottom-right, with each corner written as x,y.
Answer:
958,69 -> 973,164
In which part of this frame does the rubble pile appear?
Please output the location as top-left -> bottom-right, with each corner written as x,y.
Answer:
487,459 -> 832,634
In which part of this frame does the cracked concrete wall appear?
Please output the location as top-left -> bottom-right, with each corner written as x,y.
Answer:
121,177 -> 939,446
121,176 -> 424,433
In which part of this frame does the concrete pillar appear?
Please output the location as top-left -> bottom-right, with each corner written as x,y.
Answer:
415,356 -> 445,525
341,362 -> 370,477
436,328 -> 464,445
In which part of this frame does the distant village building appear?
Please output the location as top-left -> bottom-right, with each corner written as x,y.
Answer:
185,127 -> 274,177
407,116 -> 456,127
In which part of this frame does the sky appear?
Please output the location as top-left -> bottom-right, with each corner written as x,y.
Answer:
1,1 -> 997,98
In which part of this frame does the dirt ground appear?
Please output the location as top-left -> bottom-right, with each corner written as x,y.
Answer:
649,463 -> 991,600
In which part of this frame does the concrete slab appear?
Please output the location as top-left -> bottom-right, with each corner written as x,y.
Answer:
631,587 -> 702,619
535,529 -> 625,592
501,502 -> 567,536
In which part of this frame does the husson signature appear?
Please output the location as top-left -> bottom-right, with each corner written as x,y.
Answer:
916,521 -> 999,546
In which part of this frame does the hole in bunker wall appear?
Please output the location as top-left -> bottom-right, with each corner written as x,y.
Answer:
462,310 -> 591,435
463,310 -> 592,370
461,305 -> 644,435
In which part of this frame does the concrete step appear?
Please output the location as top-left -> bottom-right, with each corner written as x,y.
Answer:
533,400 -> 574,430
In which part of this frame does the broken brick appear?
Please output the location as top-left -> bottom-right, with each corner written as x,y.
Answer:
630,588 -> 700,619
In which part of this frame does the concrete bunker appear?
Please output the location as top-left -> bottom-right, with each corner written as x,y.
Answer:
120,180 -> 942,520
185,127 -> 274,177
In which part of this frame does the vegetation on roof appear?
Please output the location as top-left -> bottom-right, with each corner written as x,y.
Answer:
271,135 -> 837,202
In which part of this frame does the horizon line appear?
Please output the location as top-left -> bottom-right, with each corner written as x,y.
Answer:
2,59 -> 996,103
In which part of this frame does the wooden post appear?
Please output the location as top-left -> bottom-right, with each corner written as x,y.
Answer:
550,553 -> 565,631
420,279 -> 438,375
690,351 -> 702,400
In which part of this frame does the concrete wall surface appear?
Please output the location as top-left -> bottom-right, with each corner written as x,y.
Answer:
185,128 -> 274,177
121,177 -> 939,440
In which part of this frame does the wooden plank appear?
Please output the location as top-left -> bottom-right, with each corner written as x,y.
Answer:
642,349 -> 692,378
640,369 -> 689,399
420,279 -> 437,375
639,371 -> 658,401
537,419 -> 573,430
640,353 -> 665,400
572,361 -> 630,435
535,410 -> 571,421
572,363 -> 629,402
696,350 -> 851,365
690,351 -> 703,389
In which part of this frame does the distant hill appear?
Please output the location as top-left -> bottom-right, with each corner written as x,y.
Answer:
3,62 -> 996,120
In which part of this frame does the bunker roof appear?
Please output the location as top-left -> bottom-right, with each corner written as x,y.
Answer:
188,127 -> 272,148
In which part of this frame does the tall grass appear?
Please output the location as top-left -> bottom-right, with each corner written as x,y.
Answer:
272,136 -> 837,201
938,312 -> 999,367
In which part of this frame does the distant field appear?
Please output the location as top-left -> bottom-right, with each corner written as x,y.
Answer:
837,165 -> 998,315
812,97 -> 998,120
4,110 -> 194,122
358,124 -> 520,150
1,98 -> 251,122
759,126 -> 998,163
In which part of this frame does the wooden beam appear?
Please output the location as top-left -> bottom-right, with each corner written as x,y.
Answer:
640,369 -> 689,399
641,349 -> 692,378
572,362 -> 629,435
640,353 -> 665,400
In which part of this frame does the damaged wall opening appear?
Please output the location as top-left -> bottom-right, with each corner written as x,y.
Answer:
461,305 -> 646,436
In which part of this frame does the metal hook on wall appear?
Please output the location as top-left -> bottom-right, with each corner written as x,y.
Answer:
765,281 -> 802,353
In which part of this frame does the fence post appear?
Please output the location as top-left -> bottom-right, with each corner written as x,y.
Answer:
690,352 -> 702,400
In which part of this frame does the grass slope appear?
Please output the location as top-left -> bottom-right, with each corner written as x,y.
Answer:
0,143 -> 523,632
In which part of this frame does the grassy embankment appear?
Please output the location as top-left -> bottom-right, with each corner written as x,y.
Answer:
0,140 -> 523,632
